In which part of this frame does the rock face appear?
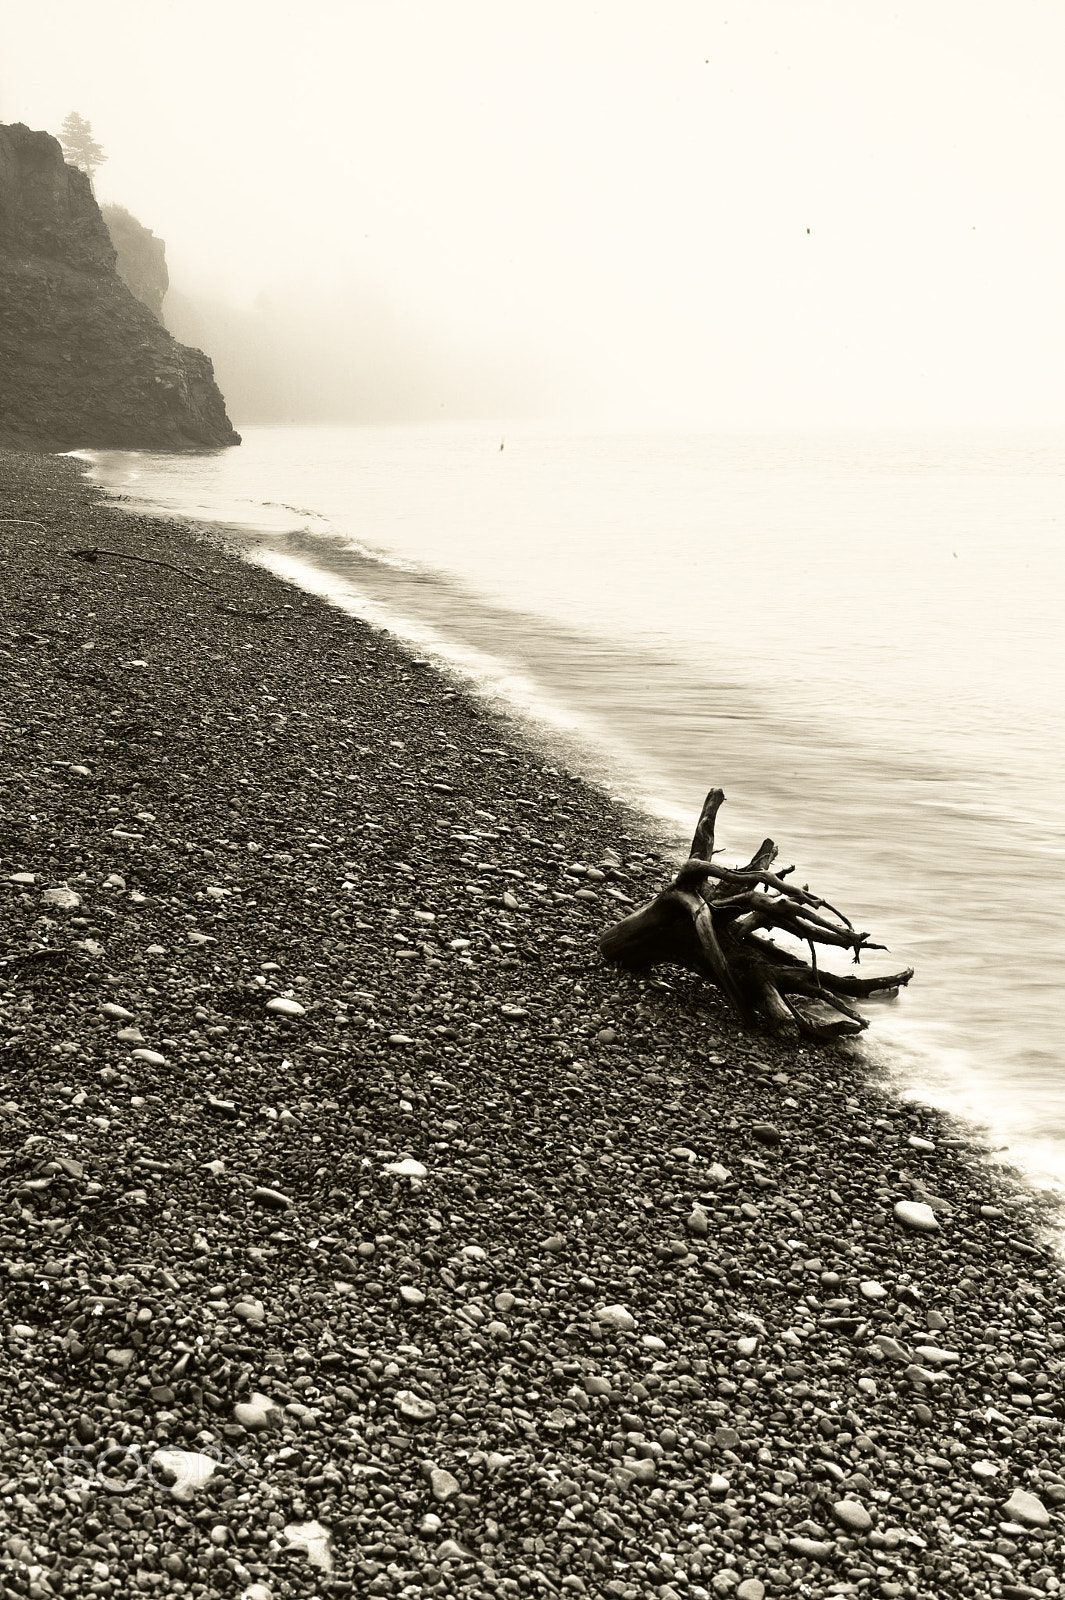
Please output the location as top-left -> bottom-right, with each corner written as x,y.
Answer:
101,203 -> 169,319
0,122 -> 239,451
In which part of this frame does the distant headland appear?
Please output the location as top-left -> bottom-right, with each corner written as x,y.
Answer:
0,121 -> 239,452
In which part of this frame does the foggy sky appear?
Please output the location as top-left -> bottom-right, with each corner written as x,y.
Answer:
4,1 -> 1065,426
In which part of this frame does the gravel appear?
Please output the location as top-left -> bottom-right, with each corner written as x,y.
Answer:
2,448 -> 1065,1599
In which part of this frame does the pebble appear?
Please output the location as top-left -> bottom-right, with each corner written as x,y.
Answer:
40,886 -> 81,909
913,1344 -> 959,1365
282,1520 -> 334,1571
972,1460 -> 1000,1480
100,1002 -> 135,1020
233,1299 -> 267,1322
150,1448 -> 217,1501
233,1393 -> 280,1430
908,1134 -> 936,1151
430,1467 -> 462,1502
116,1026 -> 144,1042
750,1122 -> 783,1150
131,1048 -> 166,1065
384,1158 -> 428,1178
686,1207 -> 710,1237
1002,1488 -> 1050,1527
788,1537 -> 833,1560
251,1186 -> 291,1209
859,1280 -> 887,1299
894,1200 -> 940,1231
598,1303 -> 636,1331
396,1391 -> 437,1422
437,1538 -> 474,1561
400,1284 -> 426,1305
736,1582 -> 766,1600
832,1498 -> 873,1532
265,997 -> 305,1016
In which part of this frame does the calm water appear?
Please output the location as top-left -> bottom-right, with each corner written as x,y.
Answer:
84,424 -> 1065,1186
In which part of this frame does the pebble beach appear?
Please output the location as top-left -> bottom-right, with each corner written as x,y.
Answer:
2,449 -> 1065,1600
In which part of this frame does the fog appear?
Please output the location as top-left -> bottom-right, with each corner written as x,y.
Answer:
4,1 -> 1065,426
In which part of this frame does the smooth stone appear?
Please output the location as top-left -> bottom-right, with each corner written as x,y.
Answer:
265,997 -> 305,1016
908,1135 -> 936,1151
233,1300 -> 266,1322
737,1582 -> 766,1600
709,1473 -> 730,1494
751,1122 -> 782,1145
437,1538 -> 474,1561
788,1537 -> 833,1560
598,1304 -> 636,1332
1002,1488 -> 1049,1527
100,1002 -> 135,1020
542,1234 -> 566,1253
431,1467 -> 462,1503
384,1158 -> 428,1178
914,1345 -> 959,1365
736,1335 -> 759,1357
875,1335 -> 912,1362
106,1347 -> 135,1369
282,1521 -> 334,1572
894,1200 -> 939,1231
233,1393 -> 280,1430
707,1162 -> 731,1185
687,1208 -> 710,1238
396,1391 -> 437,1423
419,1513 -> 442,1534
972,1460 -> 1000,1480
833,1499 -> 873,1533
8,872 -> 36,884
131,1048 -> 166,1065
641,1334 -> 666,1350
116,1027 -> 144,1043
859,1280 -> 887,1299
252,1187 -> 291,1209
400,1285 -> 426,1306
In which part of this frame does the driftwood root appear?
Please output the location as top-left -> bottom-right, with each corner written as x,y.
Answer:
599,787 -> 912,1042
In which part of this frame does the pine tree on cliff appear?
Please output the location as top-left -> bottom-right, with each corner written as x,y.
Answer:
59,112 -> 107,191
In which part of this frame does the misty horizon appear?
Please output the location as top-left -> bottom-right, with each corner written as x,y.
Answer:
4,1 -> 1065,429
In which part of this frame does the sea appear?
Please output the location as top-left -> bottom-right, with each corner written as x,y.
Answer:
81,423 -> 1065,1191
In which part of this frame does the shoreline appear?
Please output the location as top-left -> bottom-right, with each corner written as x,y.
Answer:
2,447 -> 1064,1598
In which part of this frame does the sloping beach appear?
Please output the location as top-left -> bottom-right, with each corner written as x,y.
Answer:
2,450 -> 1064,1599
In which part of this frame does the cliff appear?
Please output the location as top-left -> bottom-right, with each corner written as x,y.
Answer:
101,203 -> 168,320
0,122 -> 239,451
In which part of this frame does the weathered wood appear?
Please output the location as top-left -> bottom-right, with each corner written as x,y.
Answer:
600,786 -> 913,1041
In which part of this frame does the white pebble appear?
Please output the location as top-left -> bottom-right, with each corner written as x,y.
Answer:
282,1521 -> 334,1572
384,1158 -> 428,1179
908,1135 -> 936,1152
894,1200 -> 940,1232
265,997 -> 305,1016
598,1304 -> 636,1332
100,1003 -> 135,1020
131,1049 -> 166,1066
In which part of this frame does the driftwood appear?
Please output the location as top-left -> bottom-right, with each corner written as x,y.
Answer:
600,787 -> 913,1041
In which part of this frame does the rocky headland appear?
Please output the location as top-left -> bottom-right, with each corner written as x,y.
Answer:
0,123 -> 239,452
1,452 -> 1064,1600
